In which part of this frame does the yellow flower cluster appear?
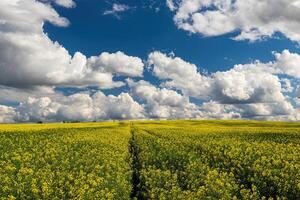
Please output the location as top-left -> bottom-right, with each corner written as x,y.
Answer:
1,120 -> 300,199
0,122 -> 132,199
133,120 -> 300,199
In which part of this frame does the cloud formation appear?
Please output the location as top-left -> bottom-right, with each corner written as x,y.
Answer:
54,0 -> 76,8
147,50 -> 300,121
1,0 -> 300,123
0,0 -> 144,89
0,105 -> 16,123
167,0 -> 300,43
128,80 -> 202,119
0,92 -> 145,123
0,86 -> 60,104
103,3 -> 131,19
148,51 -> 210,99
40,0 -> 76,8
148,50 -> 299,104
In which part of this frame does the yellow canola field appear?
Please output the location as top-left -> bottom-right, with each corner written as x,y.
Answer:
0,120 -> 300,199
0,122 -> 131,200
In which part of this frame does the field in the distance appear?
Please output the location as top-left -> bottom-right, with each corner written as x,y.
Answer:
0,120 -> 299,199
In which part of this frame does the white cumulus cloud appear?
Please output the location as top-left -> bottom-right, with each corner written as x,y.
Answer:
0,0 -> 144,89
148,51 -> 210,99
2,0 -> 300,123
3,92 -> 145,123
148,51 -> 300,120
128,79 -> 203,119
0,105 -> 16,123
148,50 -> 300,104
167,0 -> 300,43
54,0 -> 76,8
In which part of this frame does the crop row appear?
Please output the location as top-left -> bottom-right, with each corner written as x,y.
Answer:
1,121 -> 300,199
0,125 -> 132,199
133,124 -> 300,199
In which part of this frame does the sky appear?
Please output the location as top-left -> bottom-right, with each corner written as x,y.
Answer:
1,0 -> 300,122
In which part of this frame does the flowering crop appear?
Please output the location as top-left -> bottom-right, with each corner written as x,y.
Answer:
1,120 -> 300,199
133,120 -> 300,199
0,122 -> 132,199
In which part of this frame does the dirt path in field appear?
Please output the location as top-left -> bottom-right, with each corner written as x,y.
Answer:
129,123 -> 144,200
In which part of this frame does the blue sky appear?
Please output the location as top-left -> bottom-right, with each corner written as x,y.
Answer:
2,0 -> 300,122
46,0 -> 300,98
46,0 -> 300,100
46,0 -> 300,73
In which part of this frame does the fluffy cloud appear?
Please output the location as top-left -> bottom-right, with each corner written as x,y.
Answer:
0,0 -> 146,123
200,102 -> 241,120
167,0 -> 300,43
128,80 -> 203,119
200,101 -> 300,121
210,64 -> 284,104
148,51 -> 210,99
40,0 -> 76,8
148,51 -> 300,120
16,96 -> 61,122
1,0 -> 300,123
148,51 -> 300,104
54,0 -> 76,8
87,51 -> 144,77
0,0 -> 144,89
273,50 -> 300,78
0,105 -> 16,123
0,86 -> 61,104
46,51 -> 144,88
2,92 -> 144,123
1,76 -> 300,122
92,92 -> 145,120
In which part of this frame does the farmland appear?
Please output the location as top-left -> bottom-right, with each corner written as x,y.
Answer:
0,120 -> 300,199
